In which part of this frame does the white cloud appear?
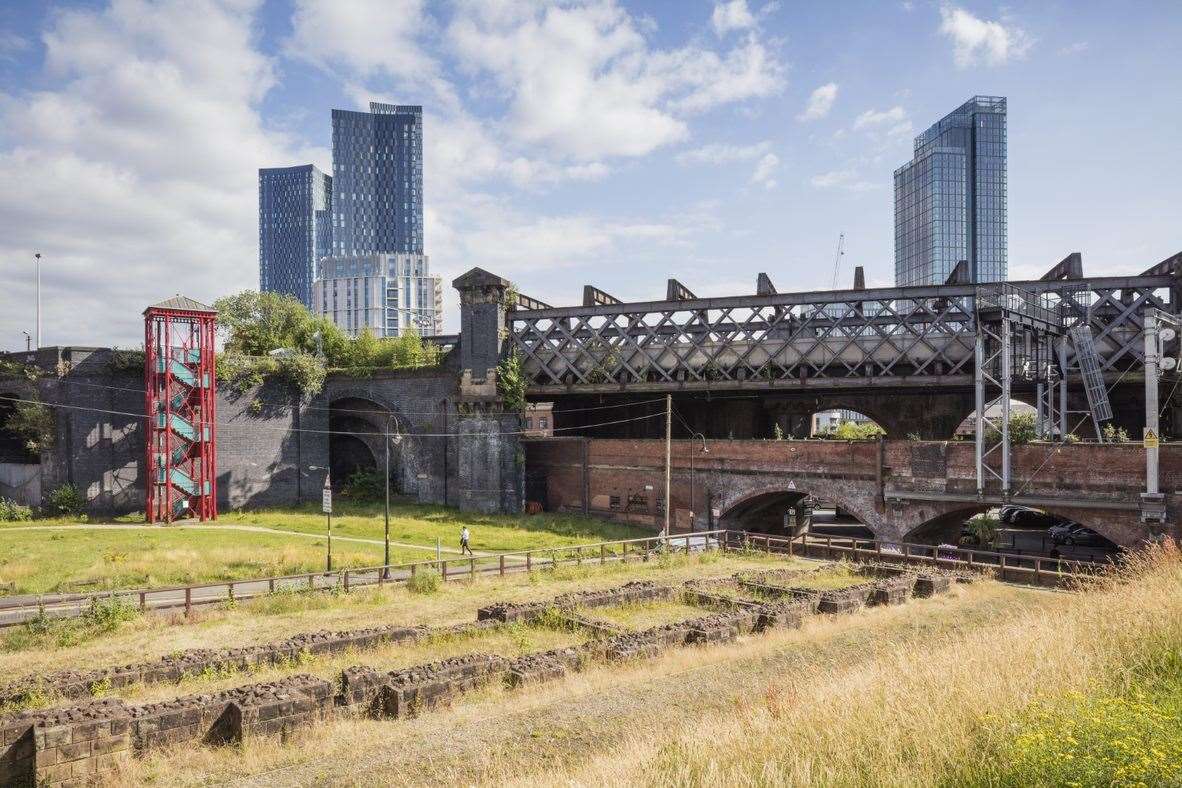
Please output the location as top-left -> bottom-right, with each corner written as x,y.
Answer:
0,0 -> 323,346
797,82 -> 838,122
676,140 -> 771,165
1059,41 -> 1088,55
711,0 -> 756,35
852,105 -> 913,140
750,152 -> 779,189
938,4 -> 1032,68
810,169 -> 880,192
448,1 -> 784,160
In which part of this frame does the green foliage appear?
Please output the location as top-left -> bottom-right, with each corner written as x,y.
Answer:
2,597 -> 140,652
275,350 -> 327,394
819,421 -> 885,441
984,411 -> 1038,445
1102,423 -> 1131,443
1062,432 -> 1080,444
963,514 -> 999,546
906,432 -> 922,441
0,498 -> 33,521
406,569 -> 441,595
0,359 -> 39,380
44,483 -> 85,518
340,468 -> 386,501
955,682 -> 1182,787
108,347 -> 145,372
497,349 -> 527,413
5,400 -> 54,453
772,423 -> 785,441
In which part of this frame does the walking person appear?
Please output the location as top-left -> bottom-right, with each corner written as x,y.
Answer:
459,526 -> 474,556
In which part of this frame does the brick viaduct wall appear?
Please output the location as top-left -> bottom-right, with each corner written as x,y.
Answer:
1,347 -> 523,517
524,437 -> 1181,547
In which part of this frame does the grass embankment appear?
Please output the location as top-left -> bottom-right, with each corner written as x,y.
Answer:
102,545 -> 1181,786
0,550 -> 789,675
219,502 -> 642,552
0,528 -> 413,595
0,502 -> 642,595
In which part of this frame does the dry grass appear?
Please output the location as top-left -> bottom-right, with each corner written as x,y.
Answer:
582,600 -> 712,630
0,550 -> 793,677
107,546 -> 1182,786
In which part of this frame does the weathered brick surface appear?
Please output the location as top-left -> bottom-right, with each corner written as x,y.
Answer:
128,675 -> 332,752
914,574 -> 953,597
0,699 -> 130,787
377,654 -> 509,718
506,647 -> 585,687
867,574 -> 917,606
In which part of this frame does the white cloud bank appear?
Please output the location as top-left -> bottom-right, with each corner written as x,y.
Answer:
797,82 -> 838,122
938,4 -> 1033,68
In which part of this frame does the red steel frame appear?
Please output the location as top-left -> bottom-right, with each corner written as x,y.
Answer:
144,306 -> 217,523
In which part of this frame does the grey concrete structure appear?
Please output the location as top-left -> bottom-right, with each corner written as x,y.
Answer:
0,269 -> 525,518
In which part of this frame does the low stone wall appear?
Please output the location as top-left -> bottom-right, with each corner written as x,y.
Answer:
506,647 -> 585,687
476,581 -> 672,623
0,623 -> 426,708
1,699 -> 130,788
867,574 -> 917,606
0,675 -> 333,787
337,654 -> 509,720
129,675 -> 333,752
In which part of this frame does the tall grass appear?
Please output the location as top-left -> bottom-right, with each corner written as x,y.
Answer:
534,542 -> 1182,786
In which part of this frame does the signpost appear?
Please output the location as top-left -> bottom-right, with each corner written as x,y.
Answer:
322,474 -> 333,572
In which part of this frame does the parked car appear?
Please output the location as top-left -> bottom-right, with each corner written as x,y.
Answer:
1049,522 -> 1108,547
1009,508 -> 1059,528
998,505 -> 1030,524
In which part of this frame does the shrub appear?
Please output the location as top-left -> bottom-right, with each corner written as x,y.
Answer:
43,483 -> 85,518
1102,423 -> 1131,443
5,400 -> 54,453
341,467 -> 386,501
497,350 -> 527,413
0,498 -> 33,521
406,570 -> 441,595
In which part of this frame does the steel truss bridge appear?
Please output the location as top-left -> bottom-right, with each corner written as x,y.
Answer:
508,253 -> 1181,398
508,252 -> 1181,501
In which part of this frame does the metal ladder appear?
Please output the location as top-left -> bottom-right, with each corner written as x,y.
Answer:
1067,325 -> 1113,438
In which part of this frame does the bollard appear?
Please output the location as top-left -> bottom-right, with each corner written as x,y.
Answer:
184,587 -> 191,617
499,554 -> 506,576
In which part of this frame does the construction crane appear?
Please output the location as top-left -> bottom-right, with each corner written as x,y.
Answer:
830,232 -> 845,289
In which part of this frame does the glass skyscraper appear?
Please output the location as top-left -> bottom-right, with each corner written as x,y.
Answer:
894,96 -> 1007,286
330,102 -> 423,257
258,164 -> 332,308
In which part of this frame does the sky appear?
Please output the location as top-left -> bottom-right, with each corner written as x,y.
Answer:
0,0 -> 1180,346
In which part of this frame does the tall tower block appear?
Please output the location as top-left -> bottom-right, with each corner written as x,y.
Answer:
144,296 -> 218,523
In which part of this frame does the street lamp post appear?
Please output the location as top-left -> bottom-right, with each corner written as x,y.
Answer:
383,414 -> 402,579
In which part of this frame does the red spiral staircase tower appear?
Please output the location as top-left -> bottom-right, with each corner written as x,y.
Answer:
144,296 -> 218,523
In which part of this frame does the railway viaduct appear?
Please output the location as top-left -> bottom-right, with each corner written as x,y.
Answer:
524,437 -> 1181,547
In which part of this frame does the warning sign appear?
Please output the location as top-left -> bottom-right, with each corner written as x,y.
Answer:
1144,429 -> 1160,449
787,480 -> 796,491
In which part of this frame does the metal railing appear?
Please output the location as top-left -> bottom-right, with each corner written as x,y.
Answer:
0,528 -> 1115,627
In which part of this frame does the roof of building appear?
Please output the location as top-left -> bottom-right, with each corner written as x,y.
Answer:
143,295 -> 216,314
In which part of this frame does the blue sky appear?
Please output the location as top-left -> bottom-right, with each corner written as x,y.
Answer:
1,0 -> 1180,345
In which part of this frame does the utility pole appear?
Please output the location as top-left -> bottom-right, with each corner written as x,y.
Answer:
383,414 -> 391,578
33,252 -> 41,349
663,394 -> 671,540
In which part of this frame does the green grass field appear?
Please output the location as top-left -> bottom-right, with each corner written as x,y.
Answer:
0,502 -> 646,595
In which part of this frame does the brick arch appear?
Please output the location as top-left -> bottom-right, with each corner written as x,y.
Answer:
327,392 -> 418,493
711,478 -> 882,536
903,503 -> 1130,549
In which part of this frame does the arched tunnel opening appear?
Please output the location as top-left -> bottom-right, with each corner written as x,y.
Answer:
327,397 -> 404,496
905,505 -> 1124,562
721,490 -> 874,540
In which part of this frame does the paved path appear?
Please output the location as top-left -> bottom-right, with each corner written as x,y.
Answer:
0,523 -> 531,626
